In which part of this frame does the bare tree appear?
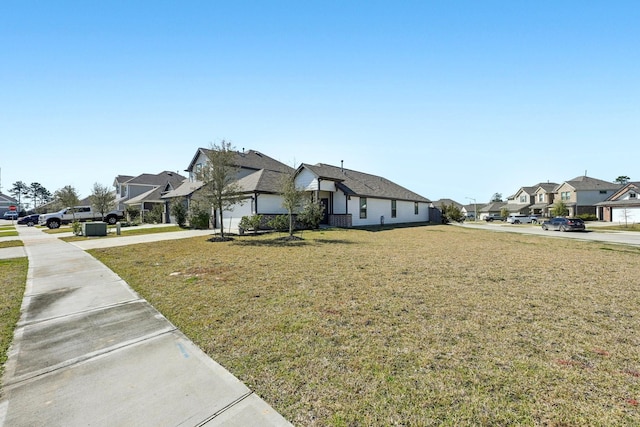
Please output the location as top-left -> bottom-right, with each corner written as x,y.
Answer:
195,141 -> 245,240
278,170 -> 305,238
90,182 -> 116,221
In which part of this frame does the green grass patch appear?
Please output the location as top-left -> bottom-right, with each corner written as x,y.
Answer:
0,230 -> 18,238
0,258 -> 28,384
0,241 -> 24,249
90,226 -> 640,425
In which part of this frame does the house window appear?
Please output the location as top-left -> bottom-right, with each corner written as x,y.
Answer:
359,197 -> 367,219
414,202 -> 419,215
599,190 -> 607,194
519,195 -> 527,203
630,192 -> 637,199
538,193 -> 544,202
391,200 -> 397,218
561,191 -> 571,201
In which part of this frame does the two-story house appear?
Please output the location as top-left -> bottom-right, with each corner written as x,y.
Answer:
596,181 -> 640,223
530,182 -> 558,217
113,171 -> 186,220
553,175 -> 621,217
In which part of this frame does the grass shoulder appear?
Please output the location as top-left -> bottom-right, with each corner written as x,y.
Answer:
0,258 -> 28,384
0,240 -> 24,249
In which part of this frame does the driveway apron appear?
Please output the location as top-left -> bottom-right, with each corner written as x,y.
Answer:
0,226 -> 291,427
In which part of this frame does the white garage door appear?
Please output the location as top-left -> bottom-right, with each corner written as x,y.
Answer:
612,207 -> 640,224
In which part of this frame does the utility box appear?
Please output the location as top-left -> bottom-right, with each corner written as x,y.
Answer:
82,222 -> 107,237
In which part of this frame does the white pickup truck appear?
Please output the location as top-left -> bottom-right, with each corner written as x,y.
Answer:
38,206 -> 125,229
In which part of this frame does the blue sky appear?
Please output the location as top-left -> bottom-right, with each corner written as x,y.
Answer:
1,1 -> 638,206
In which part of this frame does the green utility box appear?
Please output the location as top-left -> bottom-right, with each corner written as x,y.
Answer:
82,222 -> 107,236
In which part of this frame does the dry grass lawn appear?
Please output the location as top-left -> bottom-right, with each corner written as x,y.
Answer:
91,225 -> 640,426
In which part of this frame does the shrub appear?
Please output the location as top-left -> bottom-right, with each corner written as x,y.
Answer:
267,214 -> 289,232
239,214 -> 263,234
145,204 -> 164,224
72,221 -> 82,236
577,213 -> 598,221
298,202 -> 325,229
126,206 -> 140,224
189,207 -> 211,229
170,200 -> 188,228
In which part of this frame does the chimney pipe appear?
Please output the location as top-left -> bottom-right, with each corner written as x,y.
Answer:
341,160 -> 344,171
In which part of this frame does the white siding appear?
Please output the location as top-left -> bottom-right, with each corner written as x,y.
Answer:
256,194 -> 288,214
350,197 -> 429,226
295,168 -> 318,191
332,190 -> 348,215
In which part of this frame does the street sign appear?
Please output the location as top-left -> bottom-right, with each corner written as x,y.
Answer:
9,205 -> 17,211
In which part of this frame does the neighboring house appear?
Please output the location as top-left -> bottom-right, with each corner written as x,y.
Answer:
596,181 -> 640,223
504,185 -> 536,214
478,201 -> 507,220
432,199 -> 463,210
0,192 -> 19,216
462,202 -> 485,219
294,163 -> 431,227
553,175 -> 621,217
162,148 -> 294,229
432,198 -> 465,221
114,171 -> 186,220
530,182 -> 558,217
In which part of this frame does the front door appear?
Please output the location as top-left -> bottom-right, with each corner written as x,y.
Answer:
320,198 -> 329,225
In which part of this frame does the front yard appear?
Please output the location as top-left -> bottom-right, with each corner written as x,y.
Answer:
89,225 -> 640,425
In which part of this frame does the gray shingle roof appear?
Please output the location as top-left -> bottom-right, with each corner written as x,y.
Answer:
125,171 -> 186,187
194,149 -> 294,174
300,163 -> 430,203
558,175 -> 621,191
237,169 -> 288,194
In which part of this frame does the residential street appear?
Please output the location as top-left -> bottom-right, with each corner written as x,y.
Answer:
457,221 -> 640,247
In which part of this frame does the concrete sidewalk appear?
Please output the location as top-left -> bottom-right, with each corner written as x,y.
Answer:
0,226 -> 291,426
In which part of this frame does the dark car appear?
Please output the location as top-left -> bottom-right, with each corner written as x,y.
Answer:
17,213 -> 40,226
541,217 -> 586,232
485,214 -> 505,222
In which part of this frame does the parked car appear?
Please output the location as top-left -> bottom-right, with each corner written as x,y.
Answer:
485,214 -> 505,222
506,214 -> 534,224
541,217 -> 586,232
17,213 -> 40,226
3,211 -> 18,220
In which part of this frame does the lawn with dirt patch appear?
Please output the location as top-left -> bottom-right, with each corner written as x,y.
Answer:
90,225 -> 640,425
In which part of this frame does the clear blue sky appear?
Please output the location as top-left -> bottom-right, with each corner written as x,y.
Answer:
1,1 -> 638,206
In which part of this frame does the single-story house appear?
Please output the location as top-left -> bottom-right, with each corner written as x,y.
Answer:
478,201 -> 507,220
294,162 -> 431,227
164,149 -> 432,229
